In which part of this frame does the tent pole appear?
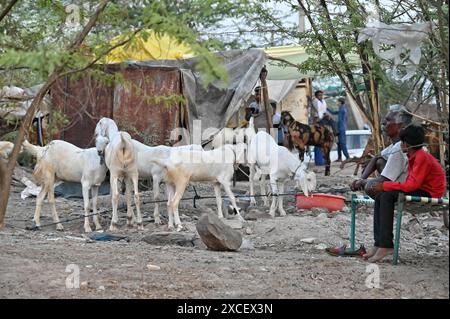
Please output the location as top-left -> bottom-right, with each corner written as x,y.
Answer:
260,66 -> 273,133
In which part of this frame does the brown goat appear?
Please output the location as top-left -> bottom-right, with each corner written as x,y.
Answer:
281,111 -> 335,176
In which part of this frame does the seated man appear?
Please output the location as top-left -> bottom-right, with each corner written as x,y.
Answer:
364,124 -> 446,262
351,105 -> 411,198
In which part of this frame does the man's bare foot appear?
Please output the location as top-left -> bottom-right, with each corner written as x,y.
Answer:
363,246 -> 379,259
368,248 -> 394,263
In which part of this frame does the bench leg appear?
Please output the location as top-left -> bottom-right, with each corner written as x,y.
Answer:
350,195 -> 357,251
393,193 -> 405,265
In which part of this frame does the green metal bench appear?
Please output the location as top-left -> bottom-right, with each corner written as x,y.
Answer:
350,193 -> 449,265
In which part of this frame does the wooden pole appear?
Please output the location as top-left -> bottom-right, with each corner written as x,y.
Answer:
259,66 -> 273,134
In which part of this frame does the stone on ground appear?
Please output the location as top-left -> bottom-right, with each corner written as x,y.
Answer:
196,213 -> 242,251
141,232 -> 197,247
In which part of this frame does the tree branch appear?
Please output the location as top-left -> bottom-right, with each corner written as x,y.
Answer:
0,0 -> 18,23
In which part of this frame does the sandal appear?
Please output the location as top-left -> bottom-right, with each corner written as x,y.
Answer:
326,244 -> 366,257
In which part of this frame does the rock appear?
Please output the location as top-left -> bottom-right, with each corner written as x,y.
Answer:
196,213 -> 242,251
317,213 -> 328,221
244,208 -> 272,220
314,243 -> 328,250
239,238 -> 255,250
300,237 -> 316,244
312,207 -> 329,215
146,264 -> 161,271
98,285 -> 105,291
243,210 -> 258,221
141,232 -> 196,247
80,281 -> 89,288
180,214 -> 192,222
193,238 -> 207,250
341,206 -> 350,213
223,218 -> 244,229
409,222 -> 424,235
431,229 -> 442,237
245,226 -> 253,235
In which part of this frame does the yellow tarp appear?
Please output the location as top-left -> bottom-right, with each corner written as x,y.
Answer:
104,30 -> 193,63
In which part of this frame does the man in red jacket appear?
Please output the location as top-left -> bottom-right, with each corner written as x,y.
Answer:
365,124 -> 446,262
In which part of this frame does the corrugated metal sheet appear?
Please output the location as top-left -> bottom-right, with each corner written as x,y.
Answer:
50,65 -> 183,148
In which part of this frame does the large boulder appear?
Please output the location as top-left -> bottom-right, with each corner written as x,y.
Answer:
196,213 -> 242,251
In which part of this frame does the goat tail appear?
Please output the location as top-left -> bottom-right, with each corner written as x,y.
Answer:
22,140 -> 45,159
116,132 -> 135,164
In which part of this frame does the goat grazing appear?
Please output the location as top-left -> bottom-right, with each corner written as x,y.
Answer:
281,111 -> 334,176
22,140 -> 107,232
248,131 -> 316,217
151,144 -> 246,231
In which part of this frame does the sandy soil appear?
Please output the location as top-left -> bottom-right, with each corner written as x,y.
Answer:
0,163 -> 448,299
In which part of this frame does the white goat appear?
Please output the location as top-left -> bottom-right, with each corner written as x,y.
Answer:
0,141 -> 14,159
151,144 -> 246,231
94,117 -> 202,225
22,140 -> 107,232
210,117 -> 256,150
102,130 -> 143,231
248,131 -> 316,217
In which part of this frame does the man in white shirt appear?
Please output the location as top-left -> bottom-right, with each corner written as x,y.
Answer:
350,105 -> 412,198
313,90 -> 328,119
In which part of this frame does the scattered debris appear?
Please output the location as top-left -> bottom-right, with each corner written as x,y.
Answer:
300,238 -> 316,244
141,232 -> 197,247
314,243 -> 328,250
89,233 -> 129,242
146,264 -> 161,271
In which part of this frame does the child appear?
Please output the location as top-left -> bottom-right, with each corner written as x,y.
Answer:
364,124 -> 446,262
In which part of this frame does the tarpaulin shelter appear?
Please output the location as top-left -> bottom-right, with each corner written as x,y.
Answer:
103,30 -> 194,63
51,43 -> 266,147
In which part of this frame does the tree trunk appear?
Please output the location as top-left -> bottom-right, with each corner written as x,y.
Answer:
260,67 -> 273,133
0,0 -> 111,229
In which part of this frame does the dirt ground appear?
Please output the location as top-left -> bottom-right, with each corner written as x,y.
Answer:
0,162 -> 448,299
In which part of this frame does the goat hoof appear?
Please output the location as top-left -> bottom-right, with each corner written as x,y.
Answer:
269,212 -> 275,218
84,226 -> 93,233
137,223 -> 144,231
109,224 -> 118,232
154,218 -> 162,225
250,199 -> 257,206
176,225 -> 183,232
56,224 -> 64,231
280,211 -> 287,217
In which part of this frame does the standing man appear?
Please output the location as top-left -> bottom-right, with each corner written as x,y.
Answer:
271,101 -> 284,145
327,97 -> 350,161
312,90 -> 327,120
248,86 -> 262,116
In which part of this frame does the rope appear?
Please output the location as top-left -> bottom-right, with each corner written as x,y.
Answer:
17,191 -> 308,230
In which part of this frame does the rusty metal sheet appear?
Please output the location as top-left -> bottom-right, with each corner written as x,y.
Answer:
112,66 -> 181,145
51,65 -> 182,148
51,75 -> 114,148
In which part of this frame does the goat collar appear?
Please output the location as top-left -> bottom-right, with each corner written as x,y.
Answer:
291,163 -> 303,180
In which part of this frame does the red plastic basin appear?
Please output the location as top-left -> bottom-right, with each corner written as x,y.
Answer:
296,193 -> 346,212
